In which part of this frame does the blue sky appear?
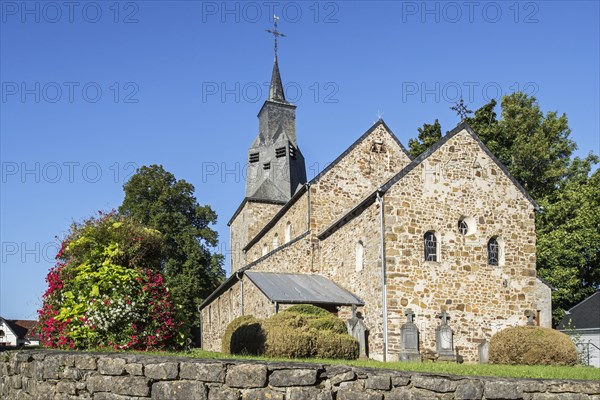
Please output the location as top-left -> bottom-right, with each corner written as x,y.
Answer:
1,1 -> 599,319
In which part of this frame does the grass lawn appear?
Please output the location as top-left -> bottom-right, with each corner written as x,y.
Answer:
130,348 -> 600,381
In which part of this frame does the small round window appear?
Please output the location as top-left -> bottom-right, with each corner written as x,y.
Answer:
458,216 -> 476,236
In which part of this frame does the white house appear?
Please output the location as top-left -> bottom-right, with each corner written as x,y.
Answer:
558,291 -> 600,368
0,317 -> 39,347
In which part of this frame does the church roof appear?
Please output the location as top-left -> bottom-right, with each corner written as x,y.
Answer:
558,291 -> 600,330
310,119 -> 411,184
318,121 -> 540,240
245,271 -> 364,306
268,56 -> 286,103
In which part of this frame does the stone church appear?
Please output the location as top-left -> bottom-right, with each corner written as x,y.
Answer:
199,50 -> 552,363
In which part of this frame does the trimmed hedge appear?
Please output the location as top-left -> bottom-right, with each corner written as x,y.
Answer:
489,326 -> 577,366
221,315 -> 264,355
223,304 -> 358,360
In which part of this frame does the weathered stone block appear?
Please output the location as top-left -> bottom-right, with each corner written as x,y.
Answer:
208,386 -> 240,400
75,355 -> 97,370
531,394 -> 590,400
144,362 -> 178,380
42,357 -> 61,379
152,380 -> 206,400
226,364 -> 267,388
86,375 -> 150,397
286,386 -> 321,400
454,380 -> 483,400
547,381 -> 600,395
484,381 -> 523,399
365,375 -> 391,390
56,380 -> 77,395
269,369 -> 317,387
337,388 -> 383,400
411,376 -> 458,393
97,358 -> 126,376
180,362 -> 226,383
124,363 -> 144,376
241,388 -> 284,400
330,370 -> 356,385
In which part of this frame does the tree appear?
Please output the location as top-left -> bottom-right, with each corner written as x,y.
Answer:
465,93 -> 576,200
38,212 -> 180,350
407,119 -> 442,158
537,165 -> 600,323
119,165 -> 225,340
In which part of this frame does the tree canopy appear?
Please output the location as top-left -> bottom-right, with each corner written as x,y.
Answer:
119,165 -> 225,340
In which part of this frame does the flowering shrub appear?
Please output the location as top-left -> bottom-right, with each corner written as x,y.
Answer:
38,211 -> 182,350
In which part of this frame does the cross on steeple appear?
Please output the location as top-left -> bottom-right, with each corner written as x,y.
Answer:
451,97 -> 473,121
266,15 -> 286,60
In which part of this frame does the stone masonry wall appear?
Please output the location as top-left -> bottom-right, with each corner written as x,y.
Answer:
383,129 -> 538,362
245,192 -> 309,264
310,123 -> 411,235
2,350 -> 599,400
318,201 -> 386,360
230,201 -> 282,272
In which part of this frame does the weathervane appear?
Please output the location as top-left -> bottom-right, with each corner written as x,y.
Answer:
266,15 -> 286,59
451,97 -> 473,121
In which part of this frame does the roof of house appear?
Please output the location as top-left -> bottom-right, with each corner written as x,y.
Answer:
558,291 -> 600,330
1,318 -> 39,340
245,271 -> 364,306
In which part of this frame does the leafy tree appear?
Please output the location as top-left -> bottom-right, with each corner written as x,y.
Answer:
465,93 -> 576,200
407,119 -> 442,158
38,212 -> 180,350
537,165 -> 600,323
119,165 -> 225,341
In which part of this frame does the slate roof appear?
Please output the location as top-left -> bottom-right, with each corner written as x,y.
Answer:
245,271 -> 364,306
558,291 -> 600,330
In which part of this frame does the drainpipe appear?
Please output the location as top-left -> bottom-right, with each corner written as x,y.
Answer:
377,190 -> 388,362
274,301 -> 279,314
306,183 -> 311,229
198,306 -> 203,349
235,271 -> 244,315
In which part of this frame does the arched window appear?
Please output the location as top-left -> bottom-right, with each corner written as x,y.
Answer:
285,222 -> 292,243
488,236 -> 504,266
424,231 -> 438,262
272,233 -> 279,249
262,243 -> 268,256
355,240 -> 365,272
0,330 -> 5,337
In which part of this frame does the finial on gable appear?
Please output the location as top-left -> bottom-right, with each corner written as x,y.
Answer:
451,97 -> 473,121
266,15 -> 287,103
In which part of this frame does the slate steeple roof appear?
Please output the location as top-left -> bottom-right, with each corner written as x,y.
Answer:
268,56 -> 286,103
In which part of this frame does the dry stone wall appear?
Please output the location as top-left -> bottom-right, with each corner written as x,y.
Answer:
2,350 -> 599,400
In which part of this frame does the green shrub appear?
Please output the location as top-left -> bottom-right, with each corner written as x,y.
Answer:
223,305 -> 358,360
489,326 -> 577,366
222,315 -> 264,355
315,331 -> 359,359
284,304 -> 330,316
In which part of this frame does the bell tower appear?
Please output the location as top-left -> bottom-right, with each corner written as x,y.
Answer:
245,16 -> 307,202
229,16 -> 307,271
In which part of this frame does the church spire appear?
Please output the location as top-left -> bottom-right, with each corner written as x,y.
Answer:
266,15 -> 287,103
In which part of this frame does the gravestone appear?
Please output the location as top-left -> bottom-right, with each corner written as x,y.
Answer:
346,308 -> 368,358
478,340 -> 489,364
525,310 -> 536,326
399,308 -> 421,362
435,311 -> 456,362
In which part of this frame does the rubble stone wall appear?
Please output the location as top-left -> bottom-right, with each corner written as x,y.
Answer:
2,350 -> 598,400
